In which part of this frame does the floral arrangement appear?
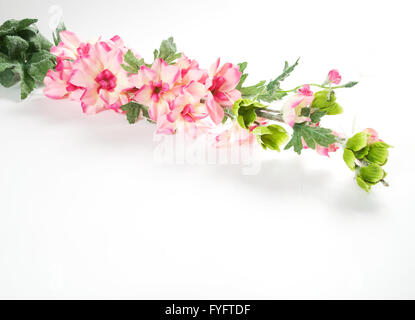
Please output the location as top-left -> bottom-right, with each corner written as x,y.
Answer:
0,18 -> 392,192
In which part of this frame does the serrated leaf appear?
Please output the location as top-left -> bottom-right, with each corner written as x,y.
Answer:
310,110 -> 326,123
240,80 -> 266,98
154,37 -> 180,64
284,123 -> 336,155
123,50 -> 144,73
120,101 -> 149,124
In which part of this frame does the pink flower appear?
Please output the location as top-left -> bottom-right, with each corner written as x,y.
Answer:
327,69 -> 341,85
281,85 -> 314,127
130,58 -> 180,121
364,128 -> 382,144
43,59 -> 83,100
68,41 -> 131,114
157,82 -> 211,138
206,58 -> 242,124
174,54 -> 208,86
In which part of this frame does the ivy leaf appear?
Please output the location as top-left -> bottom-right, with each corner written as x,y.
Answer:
52,21 -> 66,46
284,123 -> 337,155
0,19 -> 38,37
122,49 -> 144,74
121,101 -> 149,124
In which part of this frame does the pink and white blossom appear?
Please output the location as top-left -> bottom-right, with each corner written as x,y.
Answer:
206,58 -> 242,124
281,84 -> 314,127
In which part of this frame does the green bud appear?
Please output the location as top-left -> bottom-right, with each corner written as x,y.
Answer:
356,175 -> 371,192
366,142 -> 390,166
343,148 -> 356,170
346,132 -> 369,152
233,99 -> 266,129
354,145 -> 369,159
359,163 -> 385,184
253,124 -> 289,151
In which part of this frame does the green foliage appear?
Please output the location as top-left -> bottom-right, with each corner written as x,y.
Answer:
0,18 -> 55,99
257,59 -> 299,102
122,49 -> 145,74
153,37 -> 181,64
311,90 -> 343,115
52,21 -> 66,46
120,101 -> 149,124
253,124 -> 289,151
284,123 -> 337,155
343,131 -> 391,192
233,99 -> 266,129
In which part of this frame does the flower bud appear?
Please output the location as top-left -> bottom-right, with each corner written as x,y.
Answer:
327,69 -> 342,85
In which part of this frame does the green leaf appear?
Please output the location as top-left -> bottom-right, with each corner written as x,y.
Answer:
52,21 -> 66,46
343,148 -> 356,170
0,68 -> 19,87
356,175 -> 371,192
19,67 -> 35,99
257,90 -> 287,103
120,101 -> 148,124
26,51 -> 56,82
0,53 -> 19,73
154,37 -> 180,64
0,19 -> 38,37
3,35 -> 29,60
284,123 -> 337,155
240,80 -> 266,98
233,99 -> 267,129
359,163 -> 385,184
346,132 -> 369,151
366,141 -> 389,166
268,58 -> 300,90
253,124 -> 289,151
122,50 -> 144,74
310,110 -> 326,123
344,81 -> 358,88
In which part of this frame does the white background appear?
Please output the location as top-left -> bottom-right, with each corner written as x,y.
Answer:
0,0 -> 414,299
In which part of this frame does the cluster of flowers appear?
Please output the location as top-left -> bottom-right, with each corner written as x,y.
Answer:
44,31 -> 242,140
42,30 -> 391,192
